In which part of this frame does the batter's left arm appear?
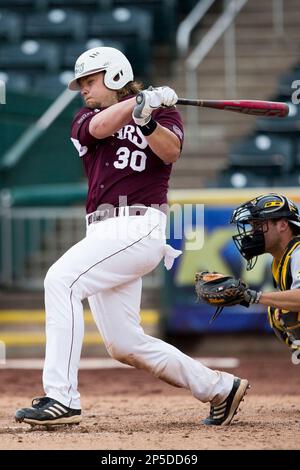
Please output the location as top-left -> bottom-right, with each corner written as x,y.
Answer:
89,97 -> 136,139
132,87 -> 181,163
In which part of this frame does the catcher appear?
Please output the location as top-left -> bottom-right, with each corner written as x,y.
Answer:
195,193 -> 300,351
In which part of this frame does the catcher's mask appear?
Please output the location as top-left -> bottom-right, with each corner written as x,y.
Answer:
230,193 -> 300,270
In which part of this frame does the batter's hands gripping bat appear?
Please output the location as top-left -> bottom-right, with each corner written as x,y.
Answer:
175,99 -> 289,117
136,93 -> 289,117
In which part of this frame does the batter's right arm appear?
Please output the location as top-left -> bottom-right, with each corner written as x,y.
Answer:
89,97 -> 136,139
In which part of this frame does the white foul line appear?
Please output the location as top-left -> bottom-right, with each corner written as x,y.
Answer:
0,357 -> 239,370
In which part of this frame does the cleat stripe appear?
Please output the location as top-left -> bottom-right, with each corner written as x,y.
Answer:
53,404 -> 67,413
214,412 -> 226,418
49,407 -> 62,416
214,404 -> 226,411
44,410 -> 57,418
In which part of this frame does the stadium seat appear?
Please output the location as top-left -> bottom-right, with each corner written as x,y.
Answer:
0,10 -> 22,43
256,101 -> 300,163
36,0 -> 101,10
214,169 -> 270,189
0,71 -> 31,93
272,173 -> 300,187
228,134 -> 294,176
291,140 -> 300,173
33,71 -> 74,97
177,0 -> 199,15
278,70 -> 300,98
0,40 -> 60,72
89,7 -> 153,77
256,101 -> 300,134
24,9 -> 87,42
0,0 -> 37,9
109,0 -> 178,44
62,38 -> 124,69
216,168 -> 300,189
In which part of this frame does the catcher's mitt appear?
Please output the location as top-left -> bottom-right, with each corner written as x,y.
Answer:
195,271 -> 259,322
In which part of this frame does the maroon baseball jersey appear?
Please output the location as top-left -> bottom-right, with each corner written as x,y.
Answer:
70,95 -> 184,213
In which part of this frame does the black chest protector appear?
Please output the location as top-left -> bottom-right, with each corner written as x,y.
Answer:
268,237 -> 300,349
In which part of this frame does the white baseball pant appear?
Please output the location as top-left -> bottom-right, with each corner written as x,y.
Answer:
42,207 -> 234,409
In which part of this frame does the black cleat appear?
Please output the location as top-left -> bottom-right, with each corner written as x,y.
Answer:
203,377 -> 249,426
15,397 -> 82,426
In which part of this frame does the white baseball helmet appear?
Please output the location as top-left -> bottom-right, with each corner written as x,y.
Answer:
68,46 -> 134,91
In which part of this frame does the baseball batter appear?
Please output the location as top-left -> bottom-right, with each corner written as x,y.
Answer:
15,47 -> 248,427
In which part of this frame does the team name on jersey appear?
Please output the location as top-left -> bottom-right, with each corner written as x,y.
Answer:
77,111 -> 95,126
116,125 -> 148,149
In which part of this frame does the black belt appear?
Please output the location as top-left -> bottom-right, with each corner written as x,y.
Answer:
87,206 -> 148,225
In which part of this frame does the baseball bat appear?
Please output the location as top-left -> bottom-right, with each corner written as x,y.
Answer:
176,99 -> 289,117
136,93 -> 289,117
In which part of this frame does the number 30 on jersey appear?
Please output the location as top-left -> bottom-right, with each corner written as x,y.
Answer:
113,147 -> 147,172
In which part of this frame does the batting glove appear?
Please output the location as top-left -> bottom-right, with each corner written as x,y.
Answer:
157,86 -> 178,107
132,86 -> 178,127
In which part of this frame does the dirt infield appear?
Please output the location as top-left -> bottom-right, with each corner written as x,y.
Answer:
0,352 -> 299,450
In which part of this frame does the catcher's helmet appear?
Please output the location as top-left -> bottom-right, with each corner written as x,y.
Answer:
68,46 -> 134,91
231,193 -> 300,270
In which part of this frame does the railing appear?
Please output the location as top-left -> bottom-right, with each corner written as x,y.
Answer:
176,0 -> 216,57
0,88 -> 78,172
183,0 -> 249,129
0,206 -> 162,290
273,0 -> 284,37
176,0 -> 284,129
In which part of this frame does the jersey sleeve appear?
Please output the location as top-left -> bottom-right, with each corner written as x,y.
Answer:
290,245 -> 300,289
152,106 -> 184,150
70,108 -> 100,157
